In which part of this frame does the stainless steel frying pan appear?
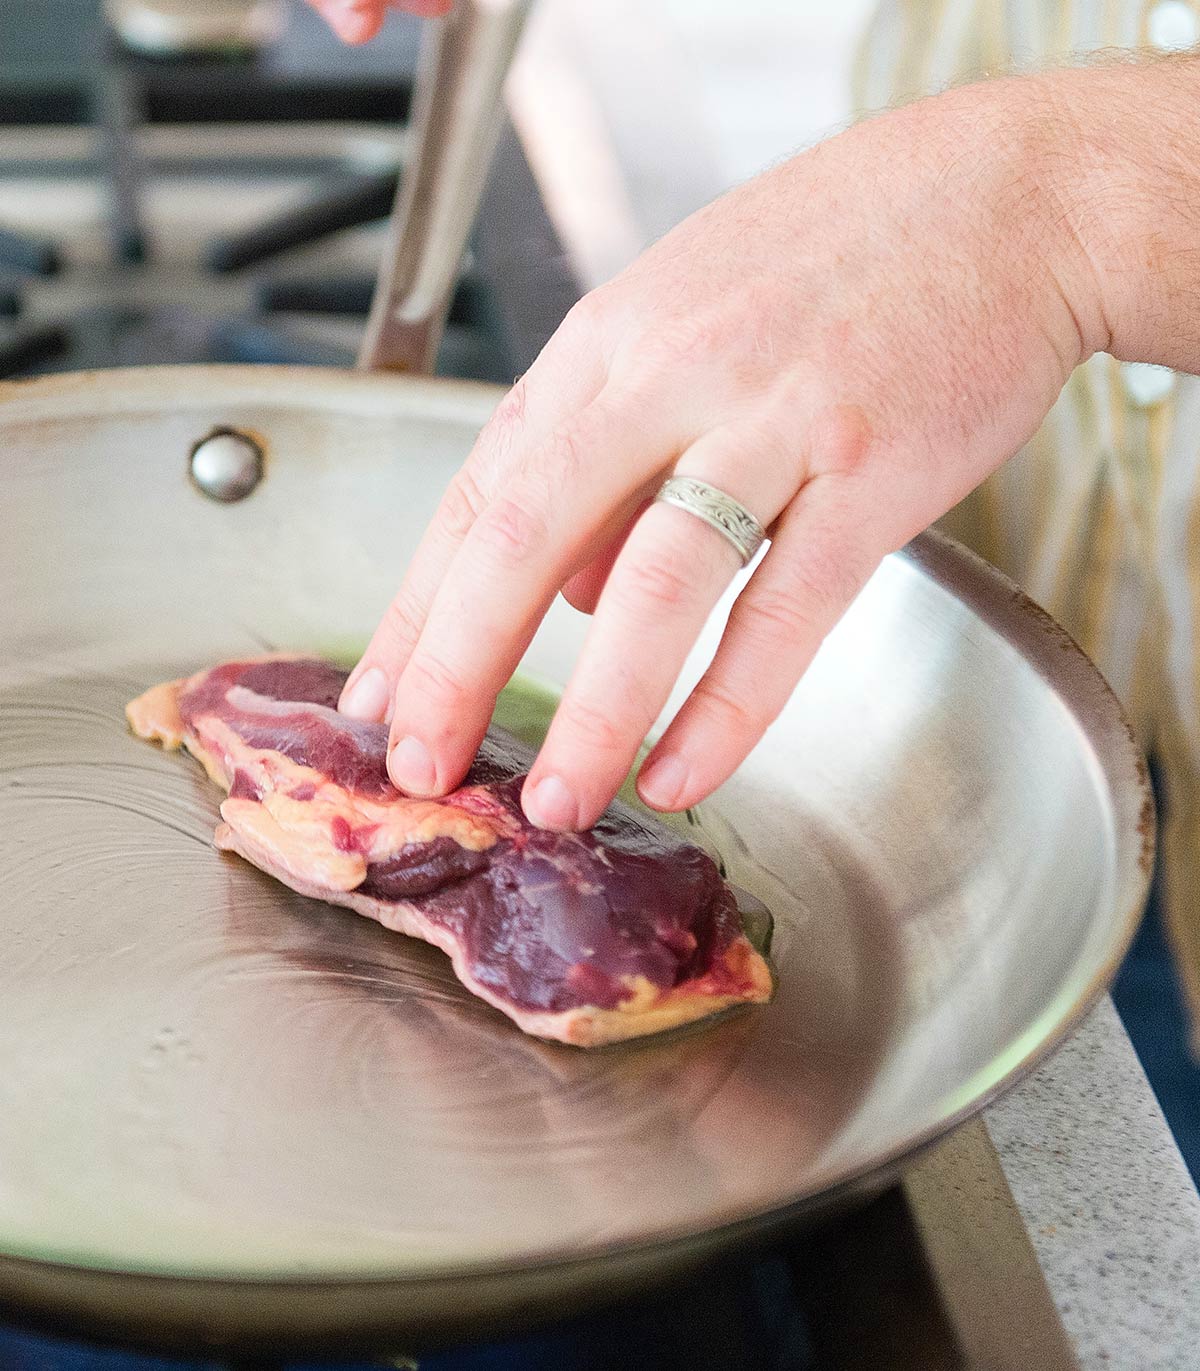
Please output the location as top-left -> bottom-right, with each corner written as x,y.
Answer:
0,1 -> 1152,1355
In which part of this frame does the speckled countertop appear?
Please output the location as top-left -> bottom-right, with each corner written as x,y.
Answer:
506,8 -> 1200,1365
987,998 -> 1200,1369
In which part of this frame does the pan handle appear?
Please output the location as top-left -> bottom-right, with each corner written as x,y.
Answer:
356,0 -> 534,375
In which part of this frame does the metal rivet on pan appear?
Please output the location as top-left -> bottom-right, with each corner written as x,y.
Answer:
189,428 -> 264,503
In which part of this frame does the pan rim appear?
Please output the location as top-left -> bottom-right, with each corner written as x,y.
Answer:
0,365 -> 1154,1303
0,363 -> 503,424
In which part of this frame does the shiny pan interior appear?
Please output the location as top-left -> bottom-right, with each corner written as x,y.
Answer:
0,366 -> 1152,1351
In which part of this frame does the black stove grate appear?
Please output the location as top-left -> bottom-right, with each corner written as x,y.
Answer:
0,0 -> 571,383
0,1184 -> 978,1371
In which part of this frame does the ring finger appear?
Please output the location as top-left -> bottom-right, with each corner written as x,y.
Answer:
638,474 -> 882,812
522,428 -> 800,830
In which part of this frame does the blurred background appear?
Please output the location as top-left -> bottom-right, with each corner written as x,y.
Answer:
508,0 -> 874,285
0,0 -> 872,382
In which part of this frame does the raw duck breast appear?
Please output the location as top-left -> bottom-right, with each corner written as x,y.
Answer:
127,657 -> 773,1045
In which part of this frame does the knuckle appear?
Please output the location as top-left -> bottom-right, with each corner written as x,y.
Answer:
439,467 -> 490,541
554,692 -> 628,757
493,377 -> 528,428
615,548 -> 695,617
473,493 -> 546,569
403,651 -> 470,713
563,288 -> 611,341
478,379 -> 529,462
809,405 -> 875,478
639,311 -> 726,373
691,675 -> 772,739
529,420 -> 589,487
736,583 -> 819,650
380,594 -> 427,658
783,541 -> 868,622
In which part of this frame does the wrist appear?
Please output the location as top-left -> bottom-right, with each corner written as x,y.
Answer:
1037,57 -> 1200,369
874,72 -> 1114,374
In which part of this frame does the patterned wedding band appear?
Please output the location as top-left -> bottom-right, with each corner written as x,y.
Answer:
654,475 -> 767,567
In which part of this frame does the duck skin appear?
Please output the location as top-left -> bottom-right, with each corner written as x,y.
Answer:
127,656 -> 773,1046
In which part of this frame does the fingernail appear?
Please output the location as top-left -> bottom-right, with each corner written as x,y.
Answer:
388,734 -> 437,795
638,753 -> 689,810
340,666 -> 390,721
525,774 -> 580,831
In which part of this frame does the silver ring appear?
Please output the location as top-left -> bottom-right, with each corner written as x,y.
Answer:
654,475 -> 767,567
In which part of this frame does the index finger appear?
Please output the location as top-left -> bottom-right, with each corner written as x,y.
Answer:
338,321 -> 605,723
383,390 -> 678,798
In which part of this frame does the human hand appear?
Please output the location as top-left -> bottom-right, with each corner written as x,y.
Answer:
308,0 -> 451,44
339,73 -> 1114,830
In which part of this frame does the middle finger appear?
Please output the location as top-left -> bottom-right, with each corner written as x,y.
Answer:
339,316 -> 606,721
385,388 -> 678,797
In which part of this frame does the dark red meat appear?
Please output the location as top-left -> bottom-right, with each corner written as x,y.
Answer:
127,656 -> 773,1044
